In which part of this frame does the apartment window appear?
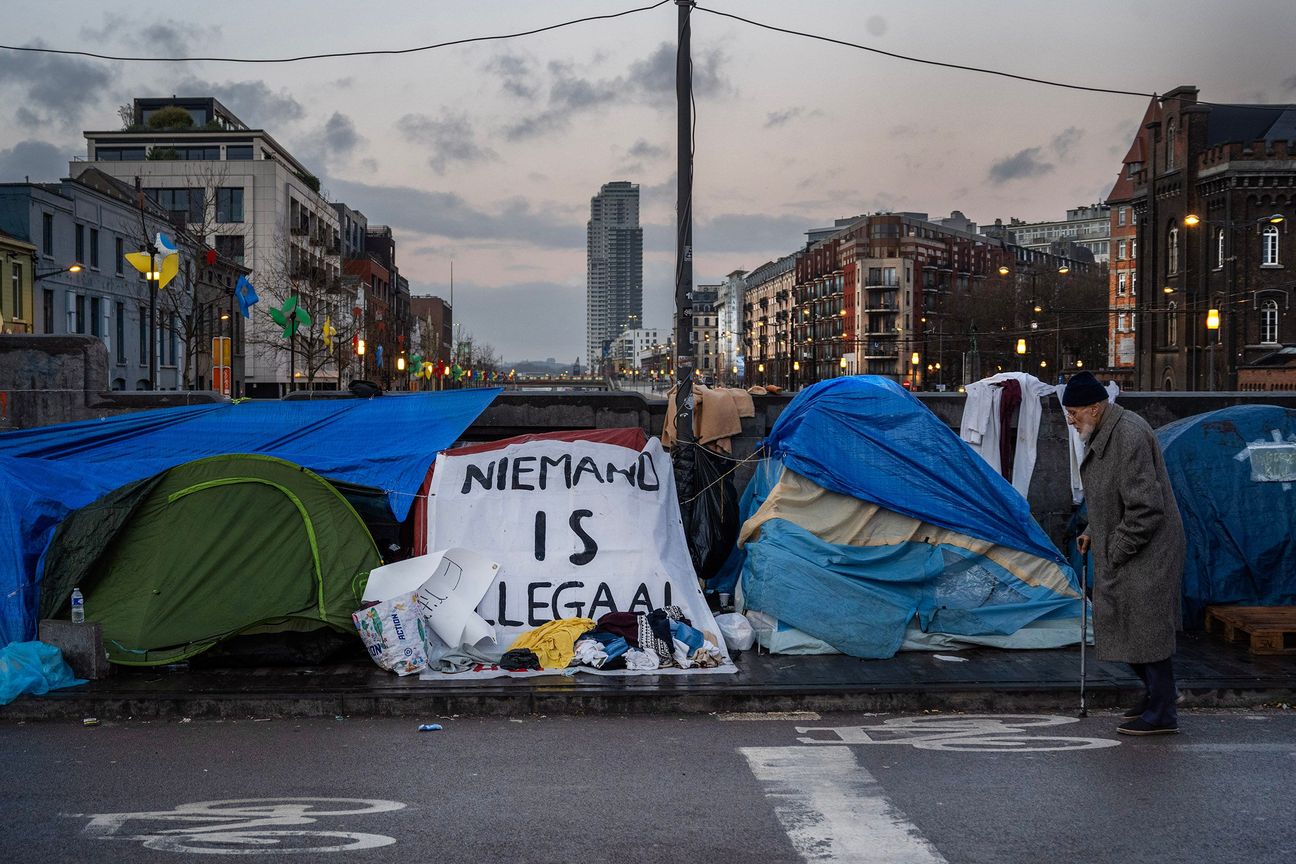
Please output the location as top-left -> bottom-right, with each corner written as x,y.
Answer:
145,188 -> 206,223
1131,271 -> 1137,296
95,146 -> 147,160
115,236 -> 124,275
75,223 -> 85,264
90,296 -> 102,337
1262,226 -> 1280,266
1166,301 -> 1177,346
1117,312 -> 1128,333
1261,300 -> 1280,344
178,146 -> 221,161
214,235 -> 245,265
1165,117 -> 1177,170
74,293 -> 86,334
225,145 -> 253,160
89,228 -> 100,269
10,261 -> 21,319
1167,226 -> 1179,275
42,213 -> 53,255
1117,207 -> 1127,226
216,187 -> 244,223
42,289 -> 54,333
1117,272 -> 1128,296
1117,240 -> 1127,260
115,302 -> 126,363
168,313 -> 178,366
139,304 -> 148,364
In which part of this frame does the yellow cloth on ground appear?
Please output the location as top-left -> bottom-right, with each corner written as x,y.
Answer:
506,618 -> 595,669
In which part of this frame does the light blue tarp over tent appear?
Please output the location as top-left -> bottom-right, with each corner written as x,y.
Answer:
1156,404 -> 1296,626
717,377 -> 1079,658
0,390 -> 499,645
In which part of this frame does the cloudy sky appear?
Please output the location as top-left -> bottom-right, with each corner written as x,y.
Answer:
2,1 -> 1292,362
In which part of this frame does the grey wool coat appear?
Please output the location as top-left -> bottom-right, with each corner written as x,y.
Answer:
1079,402 -> 1185,663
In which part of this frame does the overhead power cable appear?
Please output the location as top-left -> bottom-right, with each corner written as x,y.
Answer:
693,5 -> 1155,99
695,4 -> 1292,112
0,0 -> 670,63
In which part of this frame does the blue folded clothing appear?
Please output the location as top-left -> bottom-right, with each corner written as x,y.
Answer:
669,619 -> 705,654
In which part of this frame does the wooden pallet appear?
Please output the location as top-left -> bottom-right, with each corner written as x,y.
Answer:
1204,606 -> 1296,655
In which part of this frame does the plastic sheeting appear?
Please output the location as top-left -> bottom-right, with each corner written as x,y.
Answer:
0,457 -> 118,647
0,390 -> 499,645
1156,405 -> 1296,626
763,377 -> 1069,569
0,390 -> 500,522
0,641 -> 86,705
716,375 -> 1080,659
727,454 -> 1078,658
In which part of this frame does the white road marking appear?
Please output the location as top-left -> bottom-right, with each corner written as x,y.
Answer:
796,715 -> 1120,753
741,746 -> 947,864
71,798 -> 404,855
719,711 -> 822,721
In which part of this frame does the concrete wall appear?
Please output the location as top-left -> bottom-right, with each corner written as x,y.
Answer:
0,335 -> 222,431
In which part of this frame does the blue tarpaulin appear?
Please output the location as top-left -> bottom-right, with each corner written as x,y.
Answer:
722,377 -> 1079,658
0,390 -> 499,645
764,377 -> 1069,568
0,641 -> 86,705
1156,405 -> 1296,625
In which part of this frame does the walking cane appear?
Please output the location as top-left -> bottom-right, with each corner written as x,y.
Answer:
1079,548 -> 1089,718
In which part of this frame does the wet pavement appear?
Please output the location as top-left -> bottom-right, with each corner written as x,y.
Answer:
3,630 -> 1292,721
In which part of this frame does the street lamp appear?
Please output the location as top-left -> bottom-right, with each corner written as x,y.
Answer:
1206,307 -> 1220,391
33,262 -> 83,281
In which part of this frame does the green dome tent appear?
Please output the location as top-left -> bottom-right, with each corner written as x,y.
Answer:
40,455 -> 382,665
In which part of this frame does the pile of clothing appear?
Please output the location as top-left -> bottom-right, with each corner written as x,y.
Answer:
497,607 -> 723,673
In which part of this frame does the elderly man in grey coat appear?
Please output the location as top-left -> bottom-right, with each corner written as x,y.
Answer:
1063,371 -> 1185,735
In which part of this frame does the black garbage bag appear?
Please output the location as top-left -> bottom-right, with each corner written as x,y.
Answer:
674,445 -> 740,583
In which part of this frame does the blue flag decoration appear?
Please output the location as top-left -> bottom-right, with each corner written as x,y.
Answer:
375,344 -> 384,370
235,276 -> 260,318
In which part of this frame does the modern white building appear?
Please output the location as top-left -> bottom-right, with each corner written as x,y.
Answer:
983,204 -> 1111,264
586,181 -> 642,374
76,97 -> 345,396
609,327 -> 666,372
714,269 -> 746,379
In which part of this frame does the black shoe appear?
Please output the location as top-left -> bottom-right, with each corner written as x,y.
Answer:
1122,697 -> 1148,719
1117,717 -> 1179,736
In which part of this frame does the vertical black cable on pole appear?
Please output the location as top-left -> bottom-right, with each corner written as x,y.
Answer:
673,0 -> 695,452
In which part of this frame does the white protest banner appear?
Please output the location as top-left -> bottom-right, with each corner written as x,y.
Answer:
426,437 -> 726,653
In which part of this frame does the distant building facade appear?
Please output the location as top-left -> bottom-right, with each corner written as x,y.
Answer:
1108,85 -> 1295,391
78,96 -> 350,396
0,169 -> 248,392
984,205 -> 1111,264
586,181 -> 642,374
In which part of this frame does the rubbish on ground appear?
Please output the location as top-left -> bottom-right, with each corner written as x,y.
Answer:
82,717 -> 99,726
0,641 -> 87,706
417,723 -> 443,732
179,717 -> 191,723
933,654 -> 969,663
715,612 -> 756,652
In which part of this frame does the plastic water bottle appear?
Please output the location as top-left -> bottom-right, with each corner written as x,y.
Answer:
71,588 -> 85,624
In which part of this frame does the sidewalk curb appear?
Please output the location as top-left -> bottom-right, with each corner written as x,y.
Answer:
4,683 -> 1291,722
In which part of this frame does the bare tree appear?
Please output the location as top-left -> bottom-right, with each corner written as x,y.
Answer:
143,163 -> 253,389
243,229 -> 362,389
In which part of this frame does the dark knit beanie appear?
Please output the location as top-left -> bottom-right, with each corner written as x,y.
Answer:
1061,371 -> 1107,407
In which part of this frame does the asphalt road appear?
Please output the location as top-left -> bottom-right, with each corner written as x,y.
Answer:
2,710 -> 1293,863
